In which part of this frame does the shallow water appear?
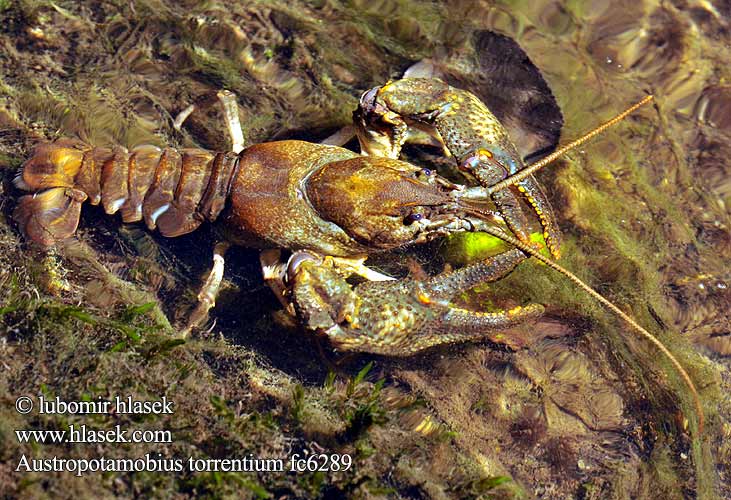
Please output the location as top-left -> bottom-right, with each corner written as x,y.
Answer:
1,0 -> 730,498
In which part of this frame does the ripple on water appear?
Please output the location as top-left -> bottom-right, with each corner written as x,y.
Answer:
695,85 -> 731,131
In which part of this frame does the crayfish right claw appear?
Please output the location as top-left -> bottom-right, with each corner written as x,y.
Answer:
286,247 -> 544,356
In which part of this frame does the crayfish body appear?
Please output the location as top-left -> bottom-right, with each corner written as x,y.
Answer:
14,79 -> 555,357
12,77 -> 664,367
14,123 -> 547,355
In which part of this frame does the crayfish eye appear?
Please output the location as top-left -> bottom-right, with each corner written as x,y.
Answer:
404,213 -> 423,225
414,168 -> 433,179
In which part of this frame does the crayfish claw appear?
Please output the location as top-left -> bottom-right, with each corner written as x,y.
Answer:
515,176 -> 562,259
355,77 -> 563,258
287,247 -> 544,356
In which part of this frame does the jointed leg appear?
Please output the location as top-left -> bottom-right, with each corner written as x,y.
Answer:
169,91 -> 244,334
172,90 -> 246,154
217,90 -> 246,154
260,248 -> 294,314
185,241 -> 230,334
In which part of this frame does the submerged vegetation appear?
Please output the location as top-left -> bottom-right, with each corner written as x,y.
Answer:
1,0 -> 730,498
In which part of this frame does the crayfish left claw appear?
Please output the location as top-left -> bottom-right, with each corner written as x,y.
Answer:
356,78 -> 563,259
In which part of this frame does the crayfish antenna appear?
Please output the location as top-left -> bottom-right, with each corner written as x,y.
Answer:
480,225 -> 704,435
488,95 -> 654,195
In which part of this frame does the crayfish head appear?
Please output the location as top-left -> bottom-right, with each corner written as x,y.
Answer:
307,156 -> 474,250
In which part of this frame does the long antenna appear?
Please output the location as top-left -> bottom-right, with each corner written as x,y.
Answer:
479,224 -> 704,434
476,94 -> 704,428
488,95 -> 654,195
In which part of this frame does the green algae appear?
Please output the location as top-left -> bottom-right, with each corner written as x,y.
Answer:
1,0 -> 730,498
445,231 -> 552,265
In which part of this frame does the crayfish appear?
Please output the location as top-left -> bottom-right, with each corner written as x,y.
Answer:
12,77 -> 703,432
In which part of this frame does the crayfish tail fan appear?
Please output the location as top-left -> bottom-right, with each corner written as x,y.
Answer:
14,187 -> 87,247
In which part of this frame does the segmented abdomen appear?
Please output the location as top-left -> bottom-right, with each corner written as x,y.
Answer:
14,139 -> 239,246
